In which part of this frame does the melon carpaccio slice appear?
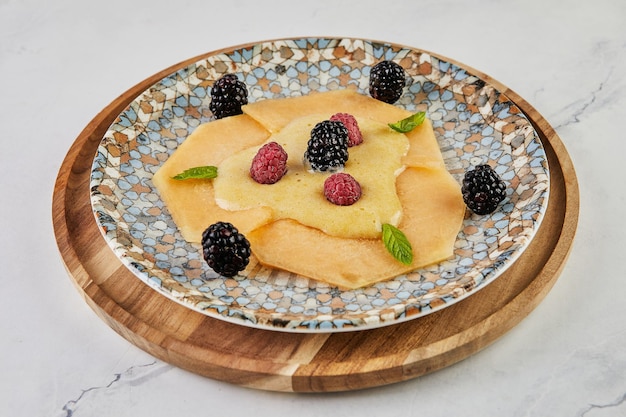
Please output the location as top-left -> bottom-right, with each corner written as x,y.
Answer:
248,167 -> 465,289
243,89 -> 445,170
152,115 -> 272,242
213,114 -> 409,239
152,89 -> 465,289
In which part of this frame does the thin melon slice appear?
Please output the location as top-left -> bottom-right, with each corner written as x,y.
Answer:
402,118 -> 446,169
243,89 -> 445,169
152,115 -> 272,242
153,90 -> 464,289
213,115 -> 409,239
247,166 -> 465,289
243,89 -> 410,132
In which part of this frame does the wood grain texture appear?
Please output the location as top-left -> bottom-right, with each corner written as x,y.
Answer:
52,44 -> 579,392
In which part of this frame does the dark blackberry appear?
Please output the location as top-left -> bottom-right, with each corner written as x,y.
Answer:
369,60 -> 406,104
201,222 -> 251,277
303,120 -> 349,172
462,164 -> 507,215
209,73 -> 248,119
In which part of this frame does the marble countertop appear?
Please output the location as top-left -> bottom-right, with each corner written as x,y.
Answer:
2,0 -> 625,415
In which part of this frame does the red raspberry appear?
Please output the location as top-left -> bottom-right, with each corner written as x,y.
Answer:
324,173 -> 362,206
330,113 -> 363,147
249,141 -> 288,184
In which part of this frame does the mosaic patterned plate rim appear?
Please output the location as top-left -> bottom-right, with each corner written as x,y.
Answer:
89,37 -> 550,333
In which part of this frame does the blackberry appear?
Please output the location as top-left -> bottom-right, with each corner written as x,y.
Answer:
201,222 -> 251,277
209,73 -> 248,119
462,164 -> 507,215
369,60 -> 406,104
303,120 -> 349,172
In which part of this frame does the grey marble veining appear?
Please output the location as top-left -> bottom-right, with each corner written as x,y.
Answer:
57,361 -> 170,417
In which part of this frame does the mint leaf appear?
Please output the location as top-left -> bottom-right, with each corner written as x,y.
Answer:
388,112 -> 426,133
382,224 -> 413,265
171,166 -> 218,180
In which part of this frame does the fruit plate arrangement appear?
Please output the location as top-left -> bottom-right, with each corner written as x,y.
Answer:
89,37 -> 549,333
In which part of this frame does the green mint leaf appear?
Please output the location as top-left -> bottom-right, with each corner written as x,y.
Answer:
388,112 -> 426,133
382,224 -> 413,265
171,166 -> 218,180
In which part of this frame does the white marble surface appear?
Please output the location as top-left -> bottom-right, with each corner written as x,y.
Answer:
1,0 -> 625,415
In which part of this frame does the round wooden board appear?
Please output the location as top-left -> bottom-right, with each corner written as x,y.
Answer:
52,47 -> 579,393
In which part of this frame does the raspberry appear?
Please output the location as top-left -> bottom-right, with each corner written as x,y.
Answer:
201,222 -> 251,277
330,113 -> 363,147
249,142 -> 288,184
369,60 -> 406,104
324,173 -> 362,206
304,120 -> 349,172
461,164 -> 507,215
209,73 -> 248,119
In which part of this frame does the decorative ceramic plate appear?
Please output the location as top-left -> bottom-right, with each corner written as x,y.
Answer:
90,37 -> 549,332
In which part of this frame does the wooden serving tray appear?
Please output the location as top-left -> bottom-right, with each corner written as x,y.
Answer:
52,51 -> 579,392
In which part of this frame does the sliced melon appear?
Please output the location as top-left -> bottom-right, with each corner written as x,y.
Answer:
401,118 -> 446,169
153,90 -> 465,288
247,167 -> 465,289
243,89 -> 445,169
152,115 -> 272,242
243,89 -> 412,132
213,115 -> 409,239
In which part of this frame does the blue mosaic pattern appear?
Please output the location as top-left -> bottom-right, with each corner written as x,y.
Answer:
90,38 -> 549,332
